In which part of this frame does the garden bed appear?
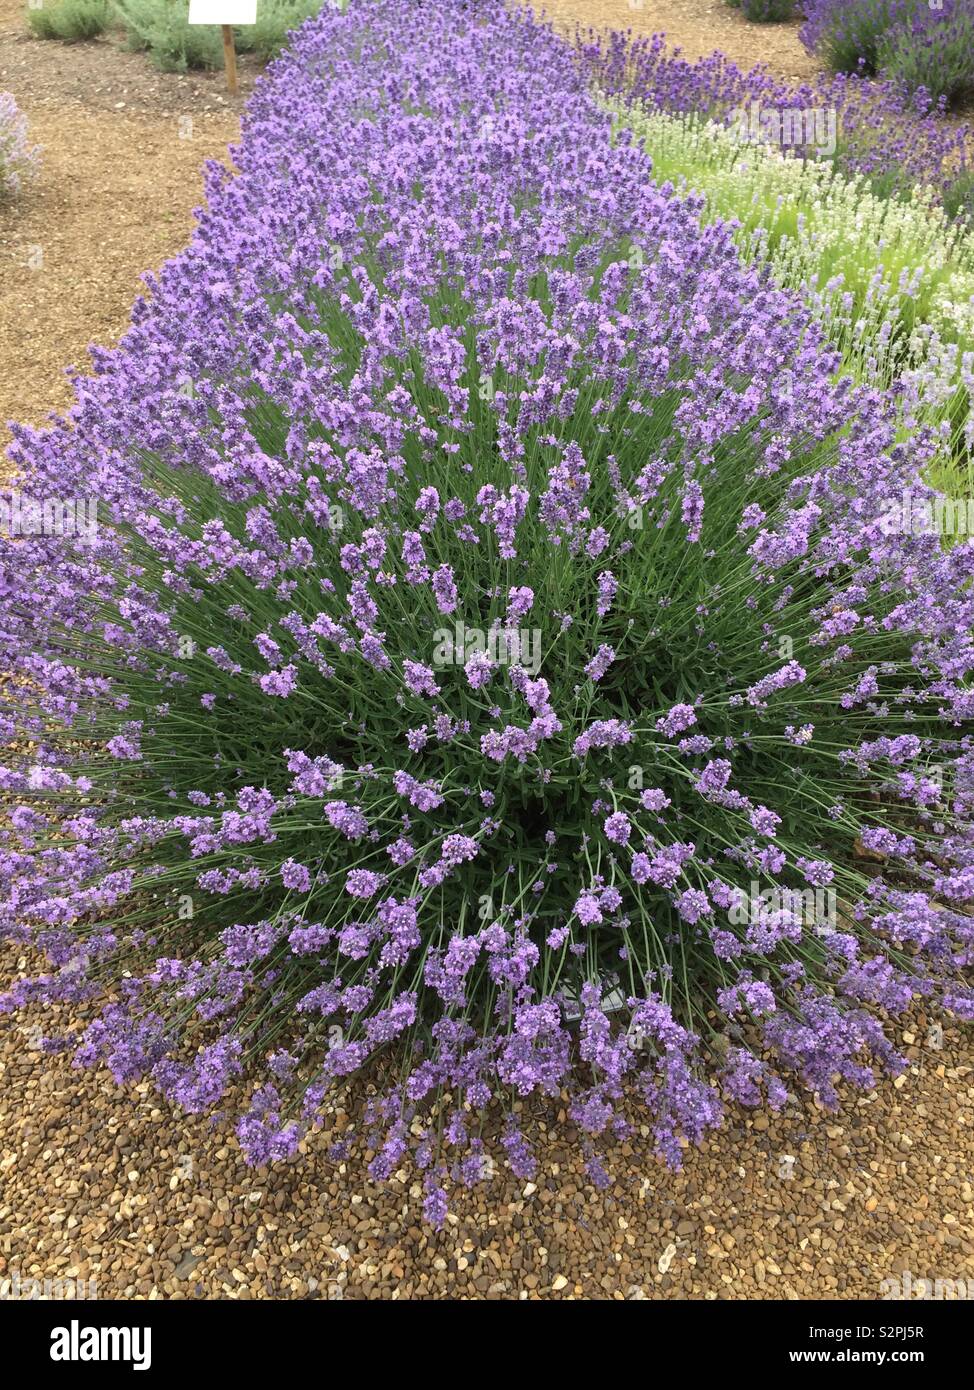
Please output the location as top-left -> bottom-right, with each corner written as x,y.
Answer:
2,0 -> 973,1304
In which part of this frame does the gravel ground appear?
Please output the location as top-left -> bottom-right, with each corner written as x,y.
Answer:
2,953 -> 972,1300
1,2 -> 972,1302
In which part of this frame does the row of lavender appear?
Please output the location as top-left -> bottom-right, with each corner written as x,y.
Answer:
581,25 -> 974,219
2,0 -> 973,1218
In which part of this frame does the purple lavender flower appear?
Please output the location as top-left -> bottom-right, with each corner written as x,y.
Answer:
0,92 -> 38,201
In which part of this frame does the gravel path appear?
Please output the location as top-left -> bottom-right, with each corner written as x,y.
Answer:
1,1 -> 972,1302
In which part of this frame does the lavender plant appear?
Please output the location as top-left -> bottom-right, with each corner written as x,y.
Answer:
113,0 -> 225,71
236,0 -> 339,64
2,0 -> 973,1220
0,91 -> 37,201
799,0 -> 914,75
736,0 -> 797,22
112,0 -> 332,71
26,0 -> 110,43
801,0 -> 974,106
878,2 -> 974,108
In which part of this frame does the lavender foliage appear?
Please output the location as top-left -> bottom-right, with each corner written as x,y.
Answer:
800,0 -> 917,74
878,1 -> 974,108
737,0 -> 797,21
801,0 -> 974,106
2,0 -> 974,1216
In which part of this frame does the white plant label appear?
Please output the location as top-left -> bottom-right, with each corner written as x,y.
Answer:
187,0 -> 257,24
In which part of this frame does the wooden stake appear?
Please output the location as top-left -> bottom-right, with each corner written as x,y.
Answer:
221,24 -> 238,96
